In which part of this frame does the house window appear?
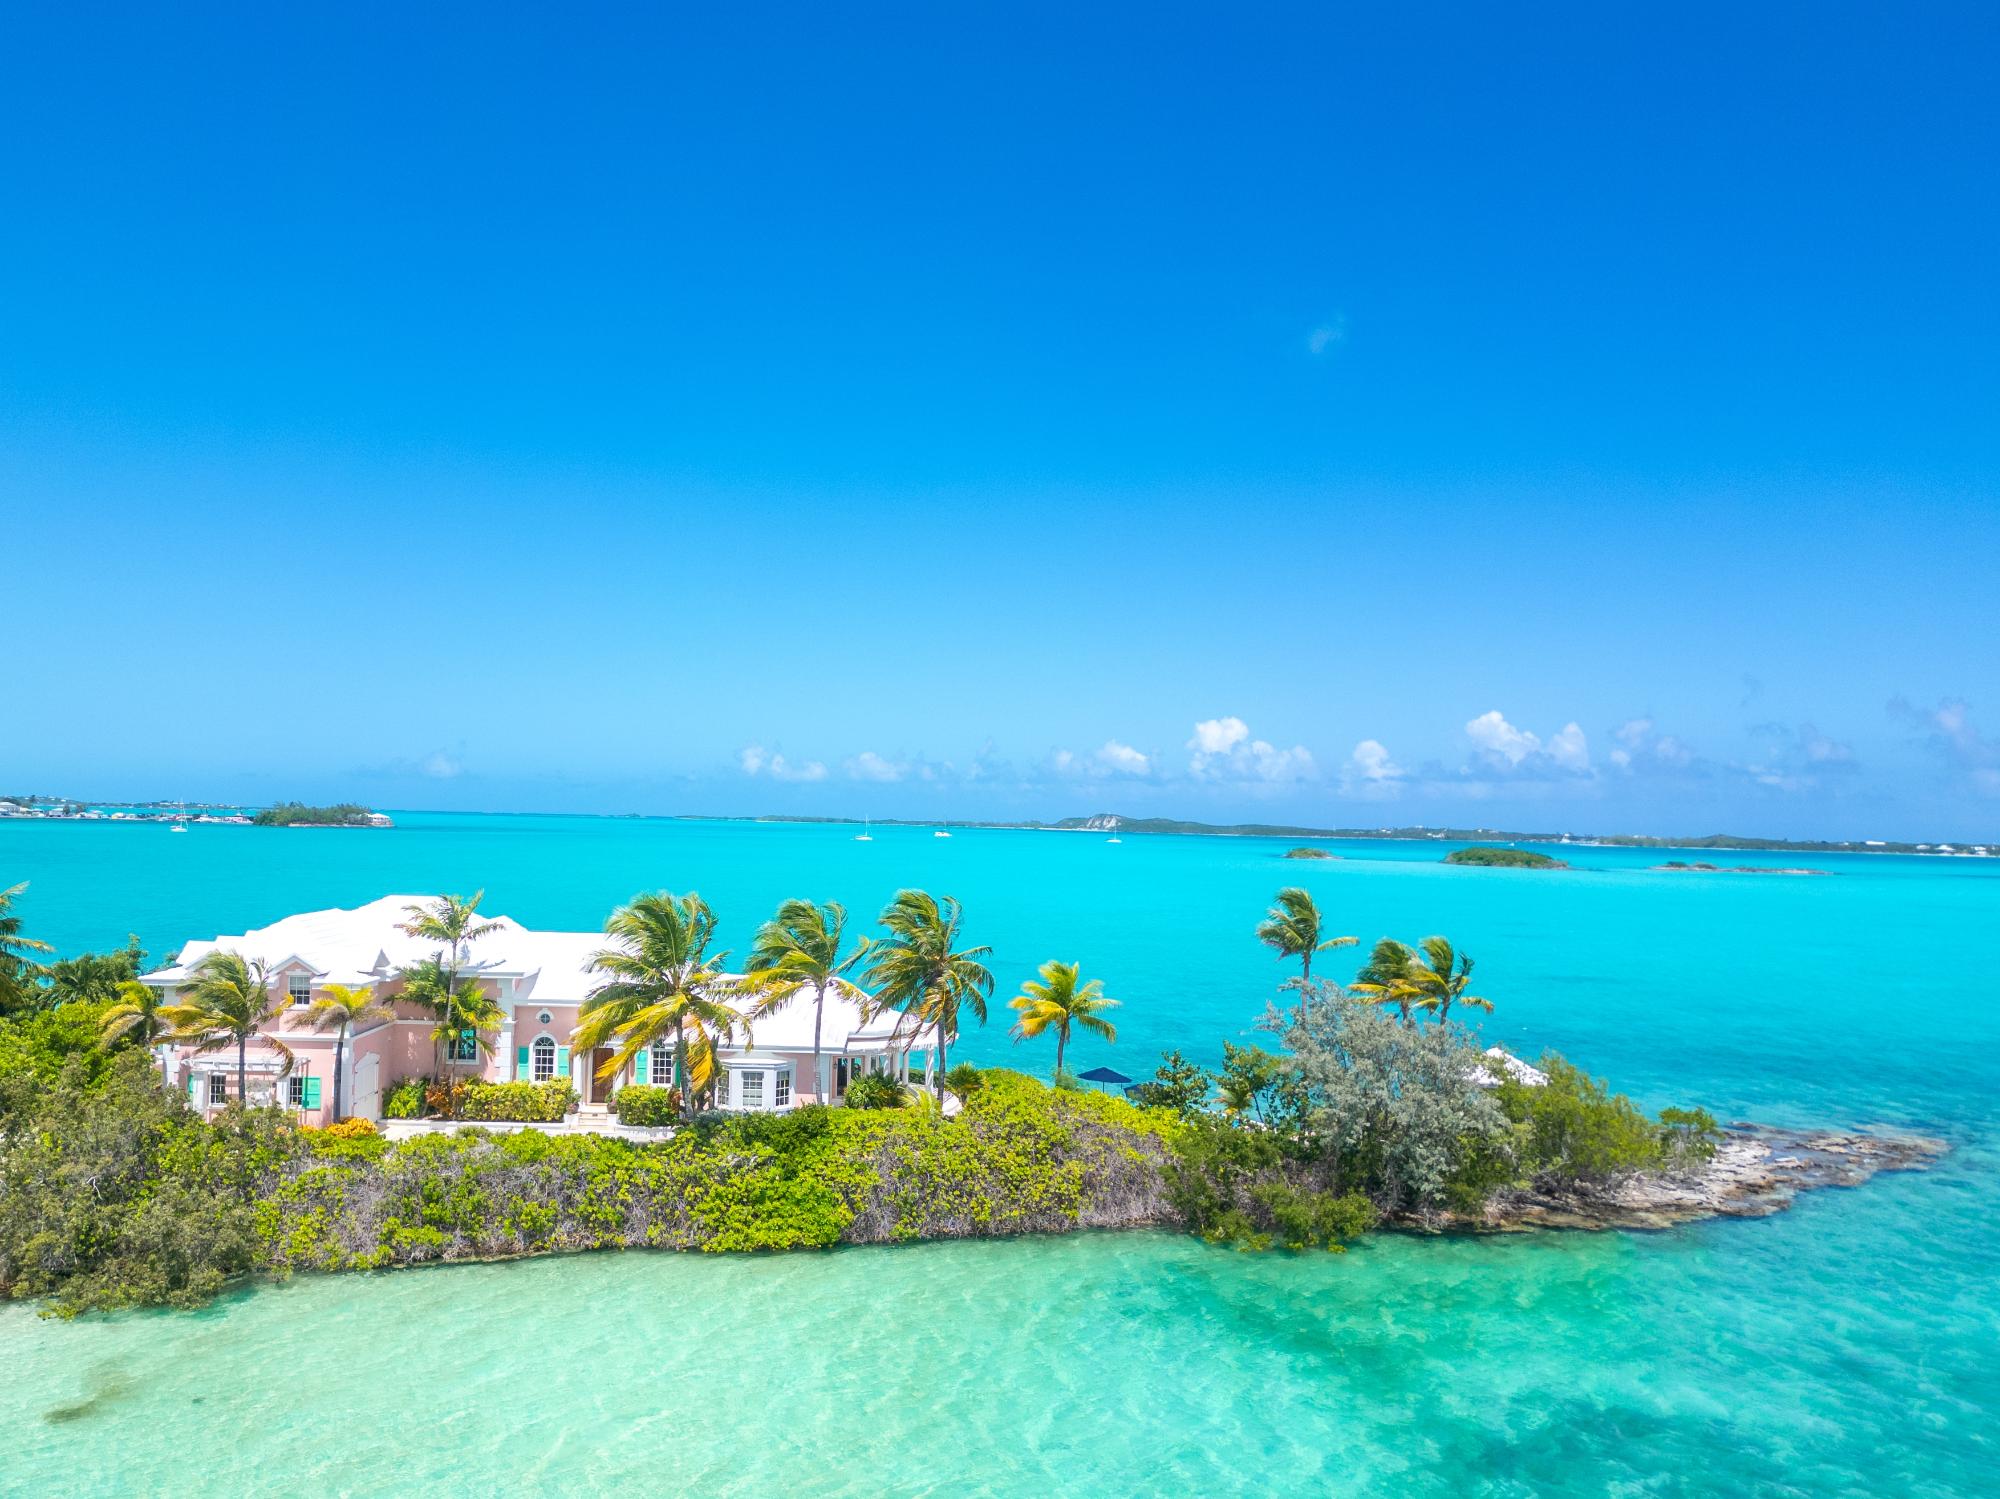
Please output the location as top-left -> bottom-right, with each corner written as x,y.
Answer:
532,1035 -> 556,1082
446,1028 -> 480,1063
774,1068 -> 791,1108
740,1070 -> 765,1110
288,975 -> 312,1007
537,1010 -> 553,1025
208,1073 -> 227,1104
651,1040 -> 672,1088
288,1076 -> 306,1107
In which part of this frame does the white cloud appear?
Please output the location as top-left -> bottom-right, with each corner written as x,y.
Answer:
739,745 -> 827,783
1891,696 -> 1999,796
1465,710 -> 1542,767
1340,739 -> 1405,799
420,750 -> 463,780
1461,711 -> 1592,777
1546,722 -> 1591,772
1097,740 -> 1151,776
1188,716 -> 1316,784
1049,739 -> 1155,780
1189,717 -> 1250,756
1307,315 -> 1347,355
844,751 -> 905,783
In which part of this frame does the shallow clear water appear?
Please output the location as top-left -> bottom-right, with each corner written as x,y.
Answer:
3,814 -> 1996,1495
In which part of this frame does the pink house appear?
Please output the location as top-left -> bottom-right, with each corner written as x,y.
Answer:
139,895 -> 926,1125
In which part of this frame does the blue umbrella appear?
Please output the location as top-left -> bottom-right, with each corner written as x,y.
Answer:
1076,1065 -> 1132,1089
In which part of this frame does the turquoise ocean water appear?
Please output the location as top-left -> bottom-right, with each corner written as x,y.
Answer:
2,813 -> 1996,1495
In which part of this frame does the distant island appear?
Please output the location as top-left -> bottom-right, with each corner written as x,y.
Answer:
756,811 -> 1994,858
1283,847 -> 1338,859
0,797 -> 386,828
1445,846 -> 1568,869
1656,861 -> 1830,877
252,802 -> 392,828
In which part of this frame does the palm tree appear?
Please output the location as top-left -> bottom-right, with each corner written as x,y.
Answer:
397,893 -> 501,1081
575,892 -> 746,1119
399,960 -> 505,1114
1349,938 -> 1421,1025
743,899 -> 871,1103
865,890 -> 992,1107
161,952 -> 292,1103
310,982 -> 392,1120
0,881 -> 53,1013
97,979 -> 174,1084
1256,887 -> 1357,990
1008,960 -> 1119,1078
1405,936 -> 1489,1025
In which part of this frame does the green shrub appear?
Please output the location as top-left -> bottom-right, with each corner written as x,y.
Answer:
1248,1182 -> 1377,1252
1127,1050 -> 1212,1119
383,1077 -> 430,1119
613,1084 -> 680,1126
1658,1106 -> 1722,1163
1498,1054 -> 1667,1182
845,1073 -> 907,1109
457,1079 -> 577,1123
943,1063 -> 984,1101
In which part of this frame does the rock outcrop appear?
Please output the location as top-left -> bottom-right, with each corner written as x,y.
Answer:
1475,1126 -> 1948,1231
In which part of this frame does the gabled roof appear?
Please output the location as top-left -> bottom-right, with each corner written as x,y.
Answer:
136,897 -> 900,1051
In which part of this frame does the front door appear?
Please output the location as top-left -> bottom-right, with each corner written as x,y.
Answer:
590,1048 -> 615,1106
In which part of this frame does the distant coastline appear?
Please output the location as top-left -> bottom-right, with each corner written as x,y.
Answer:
4,796 -> 1992,858
753,811 -> 1995,859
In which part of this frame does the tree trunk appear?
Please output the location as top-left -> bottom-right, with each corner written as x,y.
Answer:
332,1025 -> 347,1121
812,983 -> 825,1104
1055,1027 -> 1066,1079
935,1014 -> 949,1106
675,1020 -> 689,1121
237,1033 -> 247,1103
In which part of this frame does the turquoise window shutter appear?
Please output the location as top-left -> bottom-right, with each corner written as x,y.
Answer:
556,1046 -> 570,1077
516,1045 -> 531,1080
635,1050 -> 649,1085
303,1077 -> 322,1108
188,1071 -> 198,1100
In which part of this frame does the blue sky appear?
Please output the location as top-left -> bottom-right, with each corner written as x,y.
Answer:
3,3 -> 1996,839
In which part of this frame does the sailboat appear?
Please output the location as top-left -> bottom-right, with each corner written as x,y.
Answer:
169,800 -> 189,833
933,822 -> 952,838
853,818 -> 872,842
1105,815 -> 1121,844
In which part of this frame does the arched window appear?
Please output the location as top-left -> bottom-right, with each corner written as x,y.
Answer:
650,1039 -> 672,1088
532,1035 -> 557,1083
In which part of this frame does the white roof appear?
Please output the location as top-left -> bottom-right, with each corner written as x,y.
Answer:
140,895 -> 904,1052
1472,1046 -> 1548,1088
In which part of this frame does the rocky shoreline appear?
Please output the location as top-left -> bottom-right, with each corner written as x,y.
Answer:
1471,1126 -> 1948,1231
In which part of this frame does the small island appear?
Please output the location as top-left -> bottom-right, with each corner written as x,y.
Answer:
1445,846 -> 1569,869
1655,861 -> 1830,876
252,802 -> 392,828
1283,847 -> 1338,860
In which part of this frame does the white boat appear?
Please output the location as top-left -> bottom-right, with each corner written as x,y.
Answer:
853,818 -> 872,842
170,800 -> 188,832
933,826 -> 952,838
1106,835 -> 1121,844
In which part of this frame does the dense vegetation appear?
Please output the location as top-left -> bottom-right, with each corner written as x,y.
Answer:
0,878 -> 1722,1316
1444,847 -> 1569,869
251,802 -> 377,827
